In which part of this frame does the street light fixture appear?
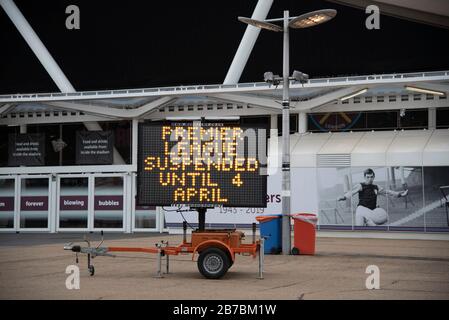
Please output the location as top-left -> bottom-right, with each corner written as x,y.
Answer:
239,9 -> 337,255
238,17 -> 283,32
405,86 -> 445,96
289,9 -> 337,29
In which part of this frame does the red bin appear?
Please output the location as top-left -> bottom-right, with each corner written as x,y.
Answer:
291,213 -> 318,255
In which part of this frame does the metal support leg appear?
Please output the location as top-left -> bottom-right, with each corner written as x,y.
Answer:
183,221 -> 187,244
197,208 -> 206,231
252,222 -> 256,244
87,253 -> 95,276
258,237 -> 265,279
165,241 -> 170,274
154,245 -> 163,278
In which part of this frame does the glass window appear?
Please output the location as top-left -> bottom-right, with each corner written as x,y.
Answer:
20,177 -> 49,229
316,167 -> 353,226
27,124 -> 60,166
135,205 -> 157,229
399,109 -> 428,129
436,107 -> 449,128
308,111 -> 400,132
59,177 -> 88,228
0,126 -> 18,167
423,167 -> 449,230
0,120 -> 132,167
0,178 -> 15,228
308,113 -> 337,132
94,176 -> 123,229
277,114 -> 298,134
307,109 -> 430,132
62,123 -> 86,166
387,167 -> 424,231
240,116 -> 270,129
366,110 -> 398,130
336,112 -> 366,131
99,121 -> 132,164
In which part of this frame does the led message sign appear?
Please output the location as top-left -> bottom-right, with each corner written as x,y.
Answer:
137,122 -> 267,207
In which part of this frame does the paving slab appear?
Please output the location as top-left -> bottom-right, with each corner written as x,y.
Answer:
0,233 -> 448,299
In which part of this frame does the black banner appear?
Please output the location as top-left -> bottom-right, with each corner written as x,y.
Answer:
76,131 -> 113,165
8,133 -> 45,166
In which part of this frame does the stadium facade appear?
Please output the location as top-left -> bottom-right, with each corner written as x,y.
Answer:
1,0 -> 449,237
1,71 -> 449,235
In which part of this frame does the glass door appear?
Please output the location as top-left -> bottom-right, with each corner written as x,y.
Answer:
57,175 -> 89,231
134,205 -> 158,231
132,173 -> 158,232
18,175 -> 51,231
0,176 -> 16,231
93,174 -> 125,231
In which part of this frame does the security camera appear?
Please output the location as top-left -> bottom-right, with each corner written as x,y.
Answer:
292,70 -> 309,84
264,71 -> 274,83
263,71 -> 281,86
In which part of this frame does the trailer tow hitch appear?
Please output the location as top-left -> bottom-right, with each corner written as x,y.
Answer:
64,231 -> 114,276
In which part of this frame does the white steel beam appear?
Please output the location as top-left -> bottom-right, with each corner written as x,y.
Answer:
0,112 -> 112,126
0,103 -> 13,115
0,164 -> 135,175
223,0 -> 273,84
0,0 -> 128,164
293,86 -> 368,111
0,0 -> 75,92
206,93 -> 281,110
314,95 -> 447,112
46,96 -> 175,118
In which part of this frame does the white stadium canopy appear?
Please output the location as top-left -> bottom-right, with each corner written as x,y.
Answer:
270,129 -> 449,168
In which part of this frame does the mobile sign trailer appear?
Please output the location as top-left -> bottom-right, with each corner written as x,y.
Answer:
64,121 -> 268,279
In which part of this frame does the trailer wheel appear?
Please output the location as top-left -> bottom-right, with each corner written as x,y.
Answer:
88,265 -> 95,276
227,254 -> 234,269
198,247 -> 230,279
291,247 -> 300,255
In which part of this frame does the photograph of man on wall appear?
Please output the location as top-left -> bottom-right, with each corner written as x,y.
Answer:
338,168 -> 408,226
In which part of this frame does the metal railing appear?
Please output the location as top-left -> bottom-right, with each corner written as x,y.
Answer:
1,70 -> 448,103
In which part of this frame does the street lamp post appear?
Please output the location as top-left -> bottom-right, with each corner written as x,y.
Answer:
238,9 -> 337,255
281,10 -> 292,257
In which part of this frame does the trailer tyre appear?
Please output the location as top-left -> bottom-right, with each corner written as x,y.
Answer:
88,265 -> 95,276
198,247 -> 230,279
227,254 -> 234,269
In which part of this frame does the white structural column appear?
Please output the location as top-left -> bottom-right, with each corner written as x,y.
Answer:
49,175 -> 57,233
270,114 -> 277,130
223,0 -> 273,84
1,0 -> 125,164
0,0 -> 75,93
268,115 -> 279,175
298,112 -> 307,133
